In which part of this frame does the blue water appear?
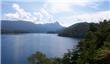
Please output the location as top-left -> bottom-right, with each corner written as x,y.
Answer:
1,33 -> 79,64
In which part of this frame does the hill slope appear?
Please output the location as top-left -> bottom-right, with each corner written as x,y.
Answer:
58,22 -> 90,38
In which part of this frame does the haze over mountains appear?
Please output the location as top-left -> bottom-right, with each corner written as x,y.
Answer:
1,20 -> 64,33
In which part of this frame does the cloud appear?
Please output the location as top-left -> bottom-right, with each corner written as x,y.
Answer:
45,2 -> 72,13
34,8 -> 54,23
60,11 -> 110,27
5,12 -> 19,19
33,12 -> 43,21
44,0 -> 103,13
4,3 -> 54,23
12,3 -> 32,19
5,3 -> 34,21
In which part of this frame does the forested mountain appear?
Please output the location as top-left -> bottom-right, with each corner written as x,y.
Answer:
1,20 -> 63,33
58,22 -> 90,38
28,20 -> 110,64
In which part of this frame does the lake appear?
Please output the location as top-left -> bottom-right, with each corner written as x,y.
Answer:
1,33 -> 79,64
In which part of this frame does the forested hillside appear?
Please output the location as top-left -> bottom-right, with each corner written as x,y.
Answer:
58,22 -> 90,38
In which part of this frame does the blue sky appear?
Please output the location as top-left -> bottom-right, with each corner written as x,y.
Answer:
1,0 -> 110,27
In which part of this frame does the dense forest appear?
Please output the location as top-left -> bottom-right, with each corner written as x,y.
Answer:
58,22 -> 90,38
28,20 -> 110,64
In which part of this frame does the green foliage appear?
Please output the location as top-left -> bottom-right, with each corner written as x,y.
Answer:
58,22 -> 90,38
27,51 -> 62,64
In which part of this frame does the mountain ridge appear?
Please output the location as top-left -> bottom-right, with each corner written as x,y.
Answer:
1,20 -> 64,33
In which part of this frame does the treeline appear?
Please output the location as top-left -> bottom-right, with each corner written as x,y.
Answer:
28,20 -> 110,64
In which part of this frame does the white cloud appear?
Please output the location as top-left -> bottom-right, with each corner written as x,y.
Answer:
13,4 -> 30,19
33,12 -> 43,21
45,2 -> 72,13
4,3 -> 54,24
60,11 -> 110,27
44,0 -> 74,13
5,3 -> 34,21
5,12 -> 19,19
44,0 -> 103,13
34,8 -> 54,23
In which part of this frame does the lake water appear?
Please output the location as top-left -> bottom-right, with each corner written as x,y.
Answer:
1,33 -> 79,64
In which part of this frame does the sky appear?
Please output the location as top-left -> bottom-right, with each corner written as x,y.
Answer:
1,0 -> 110,27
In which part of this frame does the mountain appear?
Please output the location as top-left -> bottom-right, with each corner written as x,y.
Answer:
1,20 -> 63,33
58,22 -> 90,38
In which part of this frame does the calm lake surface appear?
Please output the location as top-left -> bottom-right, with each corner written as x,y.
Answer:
2,33 -> 79,64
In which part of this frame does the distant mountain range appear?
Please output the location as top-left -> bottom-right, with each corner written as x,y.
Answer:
1,20 -> 64,33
